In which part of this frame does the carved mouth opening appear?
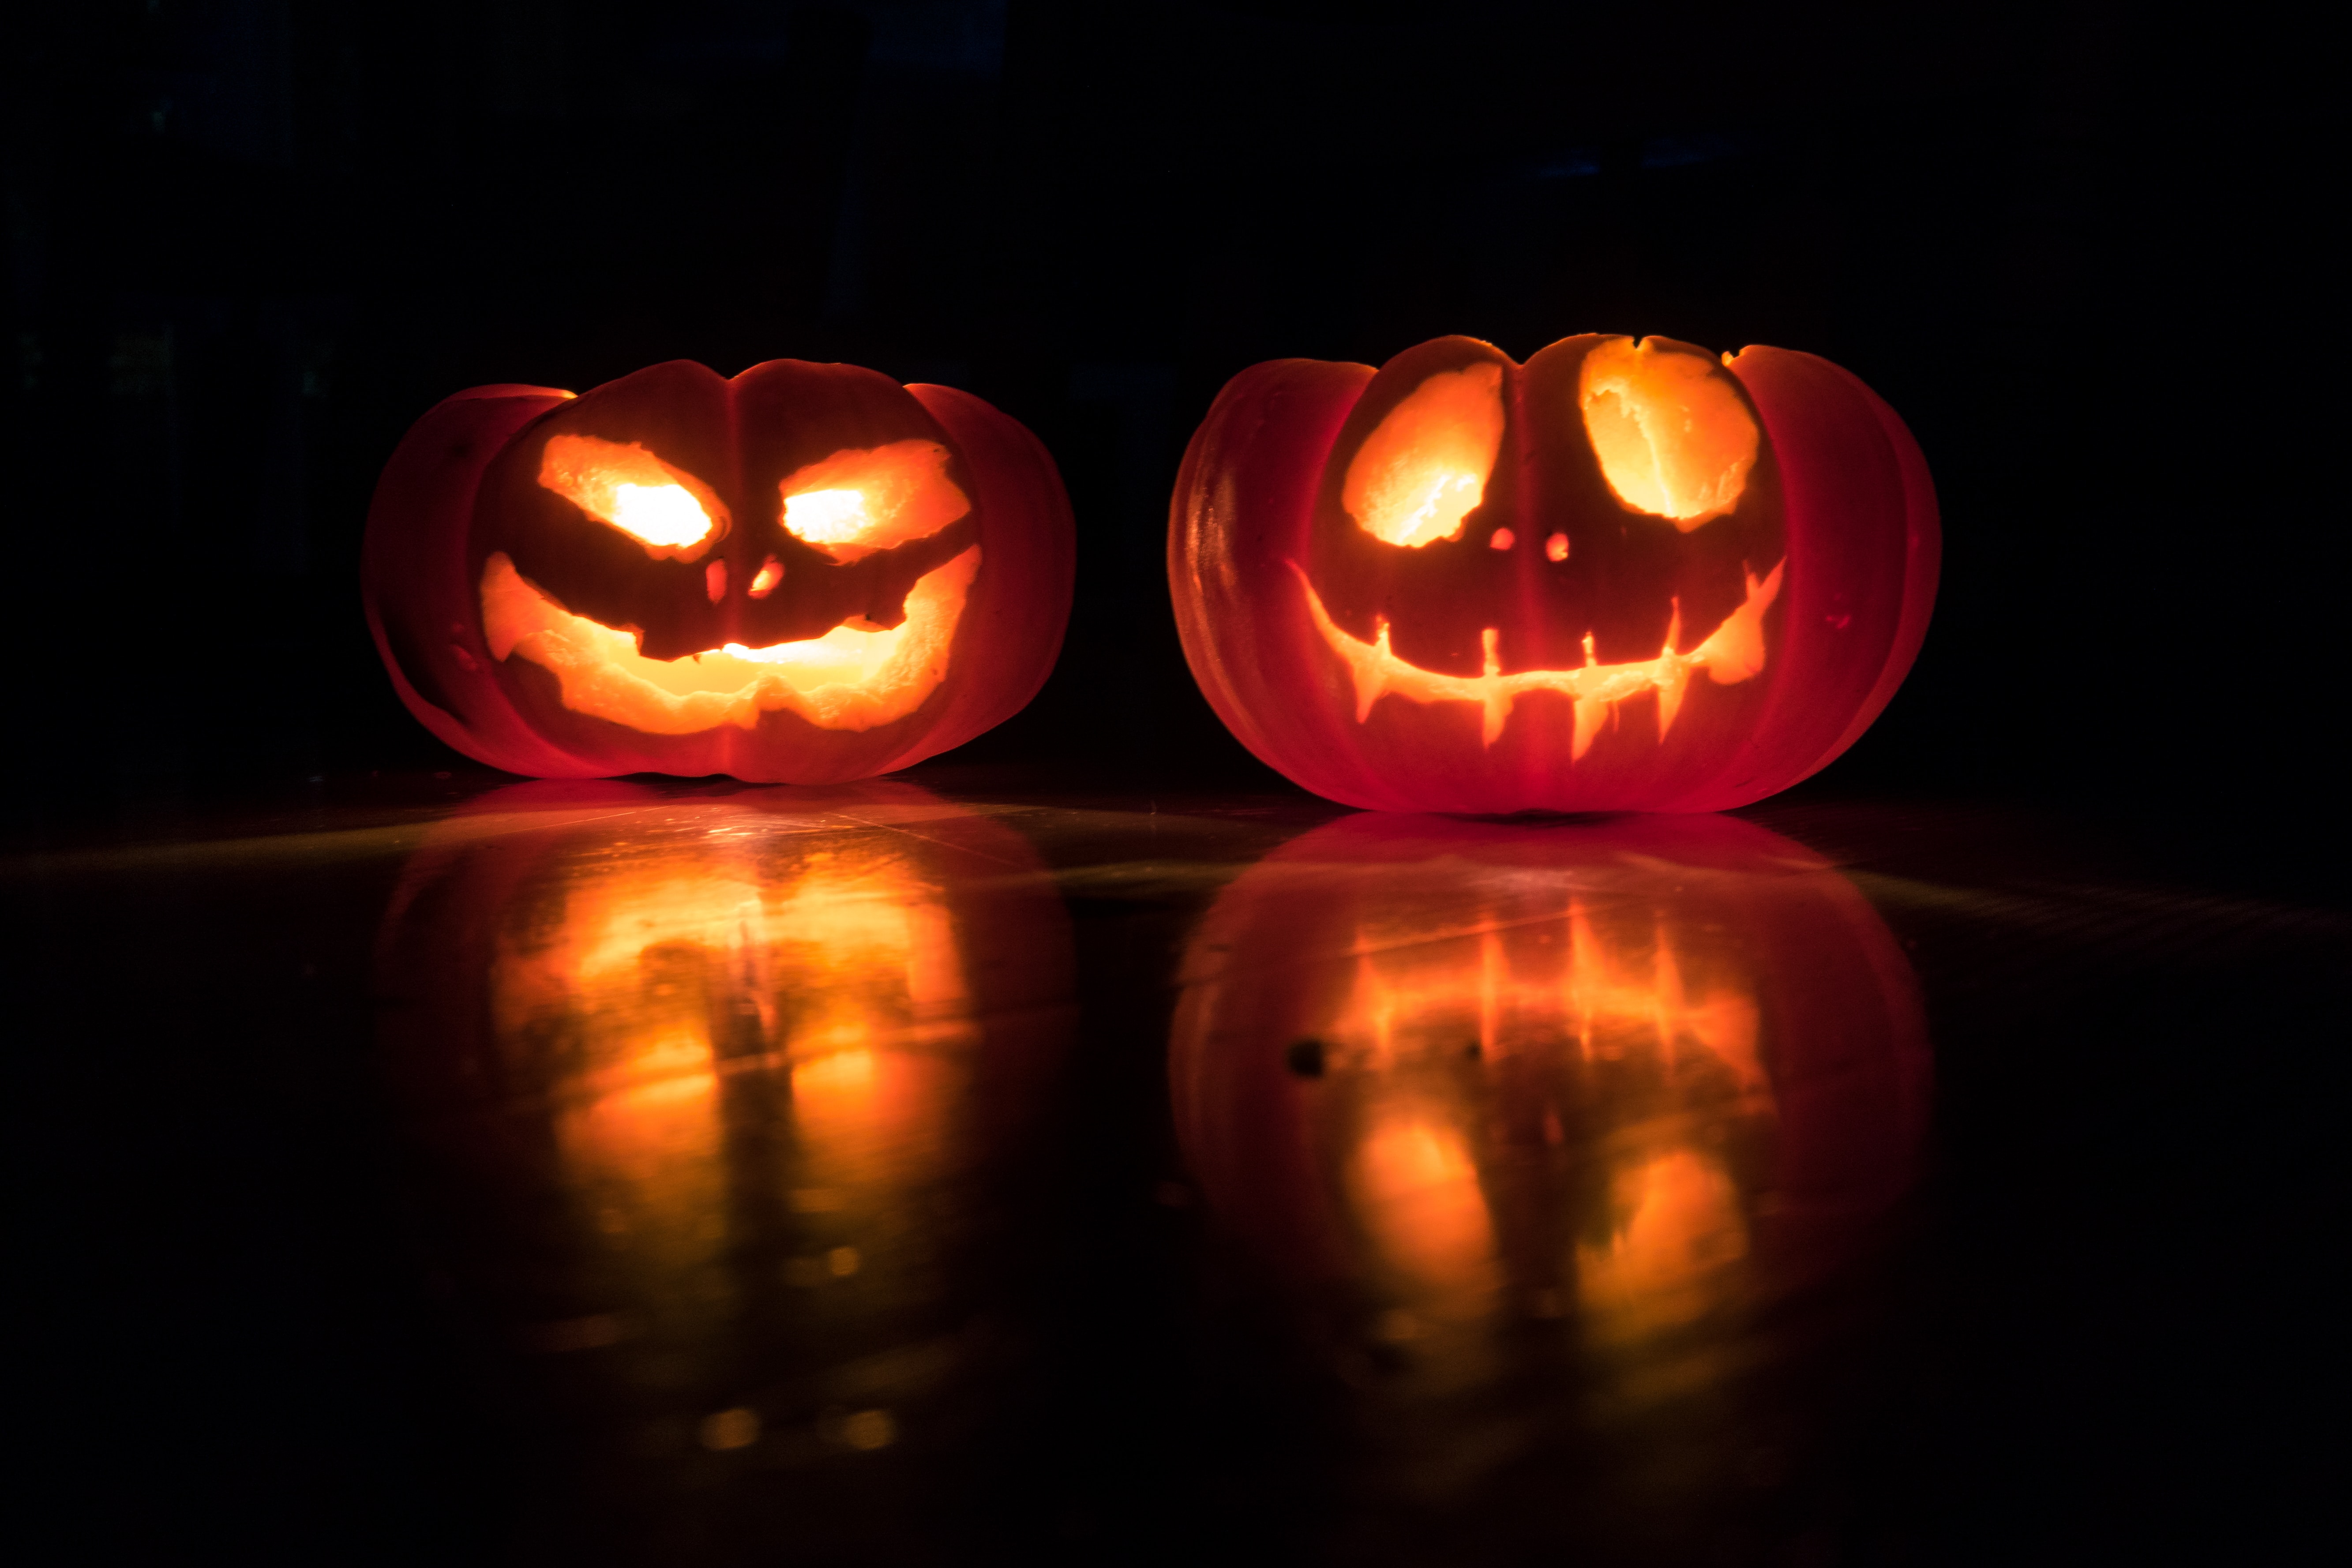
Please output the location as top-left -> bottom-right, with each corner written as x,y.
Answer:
480,547 -> 981,736
1293,559 -> 1783,755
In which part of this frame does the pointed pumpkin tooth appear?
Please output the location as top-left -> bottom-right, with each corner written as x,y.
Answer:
1478,629 -> 1508,745
1483,692 -> 1513,748
1293,558 -> 1783,758
1352,619 -> 1394,722
1572,696 -> 1609,760
1656,664 -> 1690,740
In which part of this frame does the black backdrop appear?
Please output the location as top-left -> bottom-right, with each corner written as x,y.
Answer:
2,1 -> 2334,814
4,11 -> 2345,1568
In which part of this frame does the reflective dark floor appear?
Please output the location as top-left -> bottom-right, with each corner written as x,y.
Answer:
8,773 -> 2340,1566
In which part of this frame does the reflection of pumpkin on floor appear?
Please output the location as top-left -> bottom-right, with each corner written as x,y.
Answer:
1170,810 -> 1929,1397
499,825 -> 979,1365
375,781 -> 1072,1508
1328,891 -> 1771,1354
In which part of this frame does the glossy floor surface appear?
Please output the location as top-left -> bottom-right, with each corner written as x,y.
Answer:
9,773 -> 2339,1566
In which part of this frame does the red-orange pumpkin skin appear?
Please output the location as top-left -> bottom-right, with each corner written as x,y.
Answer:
364,361 -> 1074,782
1168,338 -> 1938,813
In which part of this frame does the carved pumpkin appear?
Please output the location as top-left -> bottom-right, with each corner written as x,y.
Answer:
1170,813 -> 1928,1385
375,781 -> 1073,1499
365,360 -> 1075,782
1170,335 -> 1938,812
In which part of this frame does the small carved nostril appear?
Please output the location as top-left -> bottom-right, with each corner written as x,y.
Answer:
1488,527 -> 1515,551
748,555 -> 783,599
1546,532 -> 1570,562
705,559 -> 727,602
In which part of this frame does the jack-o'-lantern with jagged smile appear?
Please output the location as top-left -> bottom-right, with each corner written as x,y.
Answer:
1170,334 -> 1937,813
366,359 -> 1074,782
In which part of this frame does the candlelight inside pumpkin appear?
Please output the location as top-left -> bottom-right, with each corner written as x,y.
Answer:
480,546 -> 979,735
1294,557 -> 1781,751
1302,342 -> 1782,754
1343,361 -> 1506,548
779,440 -> 970,562
1577,338 -> 1759,526
483,434 -> 982,735
538,433 -> 726,556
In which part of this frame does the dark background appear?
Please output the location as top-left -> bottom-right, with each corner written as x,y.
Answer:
5,6 -> 2343,1567
2,0 -> 2336,817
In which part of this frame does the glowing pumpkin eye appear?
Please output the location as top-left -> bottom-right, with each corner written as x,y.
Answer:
538,434 -> 722,556
779,439 -> 969,563
606,483 -> 709,548
1343,362 -> 1507,548
1576,339 -> 1758,529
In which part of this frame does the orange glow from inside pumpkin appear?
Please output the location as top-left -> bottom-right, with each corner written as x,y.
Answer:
1342,362 -> 1507,548
780,439 -> 970,563
747,555 -> 784,598
1577,338 -> 1759,528
1578,1148 -> 1749,1335
539,434 -> 723,555
491,829 -> 975,1335
1318,883 -> 1767,1343
784,490 -> 869,543
1352,1110 -> 1498,1311
1292,556 -> 1782,752
480,545 -> 980,735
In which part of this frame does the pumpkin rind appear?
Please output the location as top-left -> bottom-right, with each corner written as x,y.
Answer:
1169,338 -> 1937,813
365,362 -> 1074,783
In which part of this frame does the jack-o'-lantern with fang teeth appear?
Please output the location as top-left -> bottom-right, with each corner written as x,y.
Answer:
364,358 -> 1075,782
1169,334 -> 1938,813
